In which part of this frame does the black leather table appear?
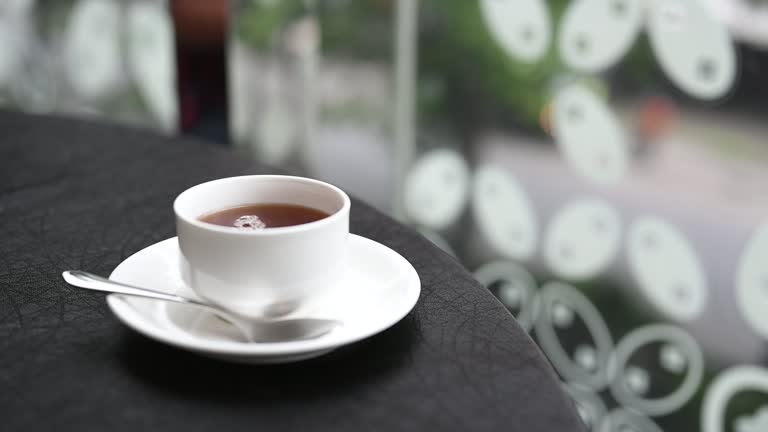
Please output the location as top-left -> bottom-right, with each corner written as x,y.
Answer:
0,111 -> 584,431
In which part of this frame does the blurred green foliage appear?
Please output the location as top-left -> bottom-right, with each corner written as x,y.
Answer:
234,0 -> 657,132
234,0 -> 306,49
417,0 -> 570,131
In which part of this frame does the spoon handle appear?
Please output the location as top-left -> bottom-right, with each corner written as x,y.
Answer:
62,270 -> 205,308
62,270 -> 341,343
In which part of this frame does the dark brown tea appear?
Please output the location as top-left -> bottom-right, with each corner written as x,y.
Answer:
199,203 -> 330,230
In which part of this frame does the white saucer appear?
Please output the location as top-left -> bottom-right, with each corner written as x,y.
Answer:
107,235 -> 420,363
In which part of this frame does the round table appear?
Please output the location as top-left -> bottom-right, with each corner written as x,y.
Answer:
0,111 -> 584,431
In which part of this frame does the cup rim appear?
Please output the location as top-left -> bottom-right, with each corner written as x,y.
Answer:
173,175 -> 350,236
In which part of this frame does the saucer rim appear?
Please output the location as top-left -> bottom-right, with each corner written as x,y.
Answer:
107,235 -> 420,357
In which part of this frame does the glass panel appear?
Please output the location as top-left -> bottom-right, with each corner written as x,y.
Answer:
0,0 -> 178,133
229,0 -> 400,211
230,1 -> 768,429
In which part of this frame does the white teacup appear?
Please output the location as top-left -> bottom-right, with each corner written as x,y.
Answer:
174,175 -> 350,319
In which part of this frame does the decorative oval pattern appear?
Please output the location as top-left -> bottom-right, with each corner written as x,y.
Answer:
553,84 -> 630,186
627,216 -> 708,322
127,1 -> 178,132
64,0 -> 122,99
736,224 -> 768,340
472,166 -> 538,260
404,148 -> 470,231
610,324 -> 704,416
544,197 -> 622,280
479,0 -> 552,63
647,0 -> 737,100
702,366 -> 768,432
559,0 -> 644,73
535,282 -> 614,390
474,260 -> 539,331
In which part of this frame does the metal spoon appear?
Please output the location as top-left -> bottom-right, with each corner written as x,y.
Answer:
62,270 -> 340,343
